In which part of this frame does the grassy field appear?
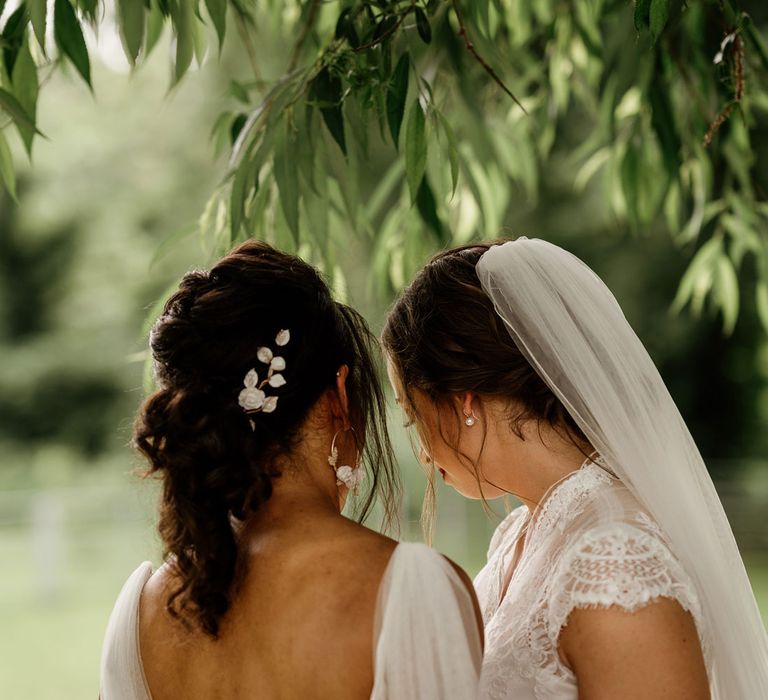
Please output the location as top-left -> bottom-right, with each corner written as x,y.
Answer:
0,485 -> 766,700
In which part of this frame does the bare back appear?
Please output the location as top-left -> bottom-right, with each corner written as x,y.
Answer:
139,518 -> 397,700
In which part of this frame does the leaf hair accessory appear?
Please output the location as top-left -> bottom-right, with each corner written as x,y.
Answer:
238,329 -> 290,427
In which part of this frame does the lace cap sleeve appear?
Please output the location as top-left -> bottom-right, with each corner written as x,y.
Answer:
546,521 -> 704,645
371,543 -> 482,700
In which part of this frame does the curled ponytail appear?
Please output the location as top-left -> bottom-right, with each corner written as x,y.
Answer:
134,241 -> 399,637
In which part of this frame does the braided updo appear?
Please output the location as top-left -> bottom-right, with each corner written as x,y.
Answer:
134,241 -> 399,637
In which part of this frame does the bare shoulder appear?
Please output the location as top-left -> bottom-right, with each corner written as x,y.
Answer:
138,561 -> 187,649
559,597 -> 709,699
316,519 -> 399,578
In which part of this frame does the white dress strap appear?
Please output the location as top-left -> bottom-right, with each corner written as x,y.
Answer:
371,542 -> 482,699
99,561 -> 154,700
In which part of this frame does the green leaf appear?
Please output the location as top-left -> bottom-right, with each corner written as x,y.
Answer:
334,7 -> 359,48
295,102 -> 317,192
386,52 -> 409,149
229,79 -> 250,104
172,0 -> 195,84
414,8 -> 432,44
648,66 -> 680,179
311,67 -> 346,156
334,8 -> 351,39
672,236 -> 722,315
0,129 -> 16,199
117,0 -> 145,65
2,4 -> 29,77
0,87 -> 43,137
714,255 -> 739,335
415,176 -> 445,244
405,99 -> 426,202
11,35 -> 39,156
649,0 -> 669,42
437,110 -> 459,196
721,213 -> 761,253
302,187 -> 328,252
230,159 -> 252,240
756,282 -> 768,335
371,15 -> 397,45
209,110 -> 234,155
620,143 -> 639,223
205,0 -> 227,48
29,0 -> 48,54
145,0 -> 165,58
274,125 -> 300,242
192,8 -> 207,64
230,113 -> 247,146
54,0 -> 91,87
634,0 -> 651,32
744,15 -> 768,72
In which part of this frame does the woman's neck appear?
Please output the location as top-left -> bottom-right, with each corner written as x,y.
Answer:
238,428 -> 349,537
484,414 -> 593,510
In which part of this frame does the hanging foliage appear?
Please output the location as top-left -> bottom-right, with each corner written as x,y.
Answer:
0,0 -> 766,333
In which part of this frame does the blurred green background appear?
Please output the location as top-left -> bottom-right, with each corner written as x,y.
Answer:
1,10 -> 768,700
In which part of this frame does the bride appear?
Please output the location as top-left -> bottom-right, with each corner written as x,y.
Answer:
99,241 -> 482,699
383,237 -> 768,698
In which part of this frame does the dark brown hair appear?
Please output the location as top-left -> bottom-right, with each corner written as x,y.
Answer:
134,241 -> 399,637
381,242 -> 589,515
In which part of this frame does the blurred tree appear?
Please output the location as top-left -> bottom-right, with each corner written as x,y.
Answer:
0,47 -> 220,471
0,186 -> 77,340
0,0 -> 765,334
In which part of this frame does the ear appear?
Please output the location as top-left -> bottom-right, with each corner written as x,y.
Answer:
333,364 -> 351,429
459,391 -> 476,418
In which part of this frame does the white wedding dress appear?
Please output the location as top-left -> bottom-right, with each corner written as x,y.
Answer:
474,238 -> 768,698
474,456 -> 710,699
100,542 -> 482,699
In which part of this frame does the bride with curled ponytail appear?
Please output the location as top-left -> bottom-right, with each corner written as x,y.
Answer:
100,241 -> 483,699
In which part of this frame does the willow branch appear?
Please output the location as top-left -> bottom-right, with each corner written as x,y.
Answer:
352,6 -> 413,53
704,32 -> 745,148
451,0 -> 527,114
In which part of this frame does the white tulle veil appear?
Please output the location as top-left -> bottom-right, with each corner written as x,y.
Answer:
476,237 -> 768,698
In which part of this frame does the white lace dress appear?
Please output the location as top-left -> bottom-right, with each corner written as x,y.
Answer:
474,459 -> 711,699
100,542 -> 482,699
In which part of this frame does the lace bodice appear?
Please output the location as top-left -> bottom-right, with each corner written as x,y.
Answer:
474,459 -> 710,700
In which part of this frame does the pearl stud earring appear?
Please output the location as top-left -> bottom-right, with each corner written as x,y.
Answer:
464,413 -> 477,427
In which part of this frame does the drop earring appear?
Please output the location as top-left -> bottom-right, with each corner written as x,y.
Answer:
328,428 -> 364,492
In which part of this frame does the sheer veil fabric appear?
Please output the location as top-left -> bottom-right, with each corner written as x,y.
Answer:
476,238 -> 768,698
371,543 -> 483,698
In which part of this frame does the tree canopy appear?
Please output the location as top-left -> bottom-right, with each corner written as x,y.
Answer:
1,0 -> 767,333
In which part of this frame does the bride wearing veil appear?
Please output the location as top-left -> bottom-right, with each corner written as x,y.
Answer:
383,237 -> 768,698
